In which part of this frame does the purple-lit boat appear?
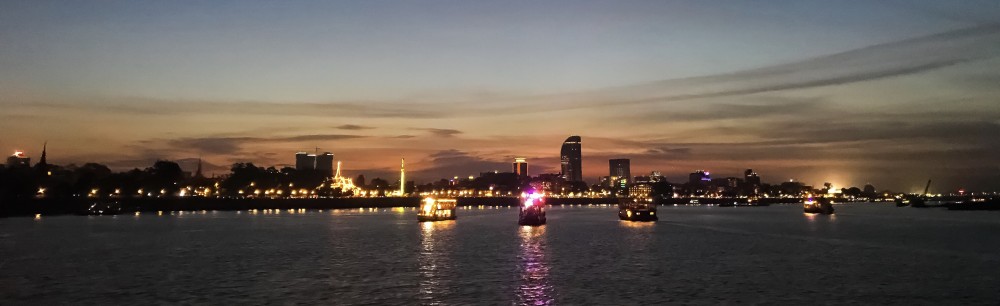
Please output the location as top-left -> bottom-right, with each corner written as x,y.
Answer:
518,193 -> 546,226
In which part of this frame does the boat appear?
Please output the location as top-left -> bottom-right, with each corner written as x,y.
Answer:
618,197 -> 658,221
803,196 -> 834,214
518,193 -> 546,226
417,197 -> 457,222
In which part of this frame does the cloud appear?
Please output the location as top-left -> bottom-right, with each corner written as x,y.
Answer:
410,149 -> 509,179
6,24 -> 998,121
644,147 -> 692,156
335,124 -> 375,130
415,128 -> 463,138
164,134 -> 367,155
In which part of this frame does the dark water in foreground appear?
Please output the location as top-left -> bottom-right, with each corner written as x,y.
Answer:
2,204 -> 999,305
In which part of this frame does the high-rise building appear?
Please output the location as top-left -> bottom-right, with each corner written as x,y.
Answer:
316,152 -> 334,176
744,169 -> 761,186
513,157 -> 529,177
560,136 -> 582,182
6,151 -> 30,168
295,152 -> 316,171
689,170 -> 711,185
609,159 -> 631,184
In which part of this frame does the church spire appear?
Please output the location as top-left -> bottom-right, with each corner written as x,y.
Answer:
35,141 -> 48,171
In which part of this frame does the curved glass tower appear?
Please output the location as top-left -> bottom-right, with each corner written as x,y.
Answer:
560,136 -> 582,182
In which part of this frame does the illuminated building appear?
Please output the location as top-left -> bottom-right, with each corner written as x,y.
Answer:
560,136 -> 582,182
689,170 -> 710,185
608,159 -> 630,196
316,152 -> 334,176
628,183 -> 652,198
609,159 -> 631,184
6,151 -> 30,168
513,157 -> 529,177
295,152 -> 316,171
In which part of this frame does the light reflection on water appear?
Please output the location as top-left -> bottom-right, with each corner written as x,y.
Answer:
419,220 -> 455,304
517,225 -> 553,305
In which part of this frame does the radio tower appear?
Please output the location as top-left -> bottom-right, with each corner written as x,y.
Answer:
400,158 -> 405,196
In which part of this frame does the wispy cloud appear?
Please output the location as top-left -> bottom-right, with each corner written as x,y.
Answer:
335,124 -> 375,130
163,134 -> 367,155
415,128 -> 463,138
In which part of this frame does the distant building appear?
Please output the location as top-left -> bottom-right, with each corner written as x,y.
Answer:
689,170 -> 710,185
316,152 -> 334,176
6,151 -> 30,168
635,171 -> 665,184
608,159 -> 631,184
560,136 -> 582,182
629,183 -> 653,198
295,152 -> 316,171
513,157 -> 529,177
744,169 -> 761,186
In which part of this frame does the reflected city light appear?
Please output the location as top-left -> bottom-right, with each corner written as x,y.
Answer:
418,220 -> 455,304
517,225 -> 553,305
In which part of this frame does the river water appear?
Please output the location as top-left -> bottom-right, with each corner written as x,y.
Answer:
2,204 -> 999,305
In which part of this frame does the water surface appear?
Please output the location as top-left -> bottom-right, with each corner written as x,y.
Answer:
2,204 -> 998,304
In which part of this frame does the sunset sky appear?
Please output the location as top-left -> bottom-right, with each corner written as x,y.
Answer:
2,1 -> 999,192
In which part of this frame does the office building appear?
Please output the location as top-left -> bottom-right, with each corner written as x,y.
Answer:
560,136 -> 582,182
609,159 -> 631,184
316,152 -> 334,176
513,157 -> 528,177
295,152 -> 316,171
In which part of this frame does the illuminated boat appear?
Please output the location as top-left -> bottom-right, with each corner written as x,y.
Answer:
518,193 -> 546,226
618,197 -> 658,221
417,197 -> 457,222
803,197 -> 834,214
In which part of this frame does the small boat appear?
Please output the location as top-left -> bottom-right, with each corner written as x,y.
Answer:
618,197 -> 658,221
518,193 -> 546,226
417,197 -> 457,222
803,197 -> 834,214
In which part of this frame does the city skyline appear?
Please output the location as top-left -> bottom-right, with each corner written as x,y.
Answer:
2,1 -> 1000,191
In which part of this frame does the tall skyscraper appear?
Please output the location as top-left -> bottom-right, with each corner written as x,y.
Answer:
316,152 -> 334,176
295,152 -> 316,171
513,157 -> 529,177
560,136 -> 582,182
609,159 -> 631,184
